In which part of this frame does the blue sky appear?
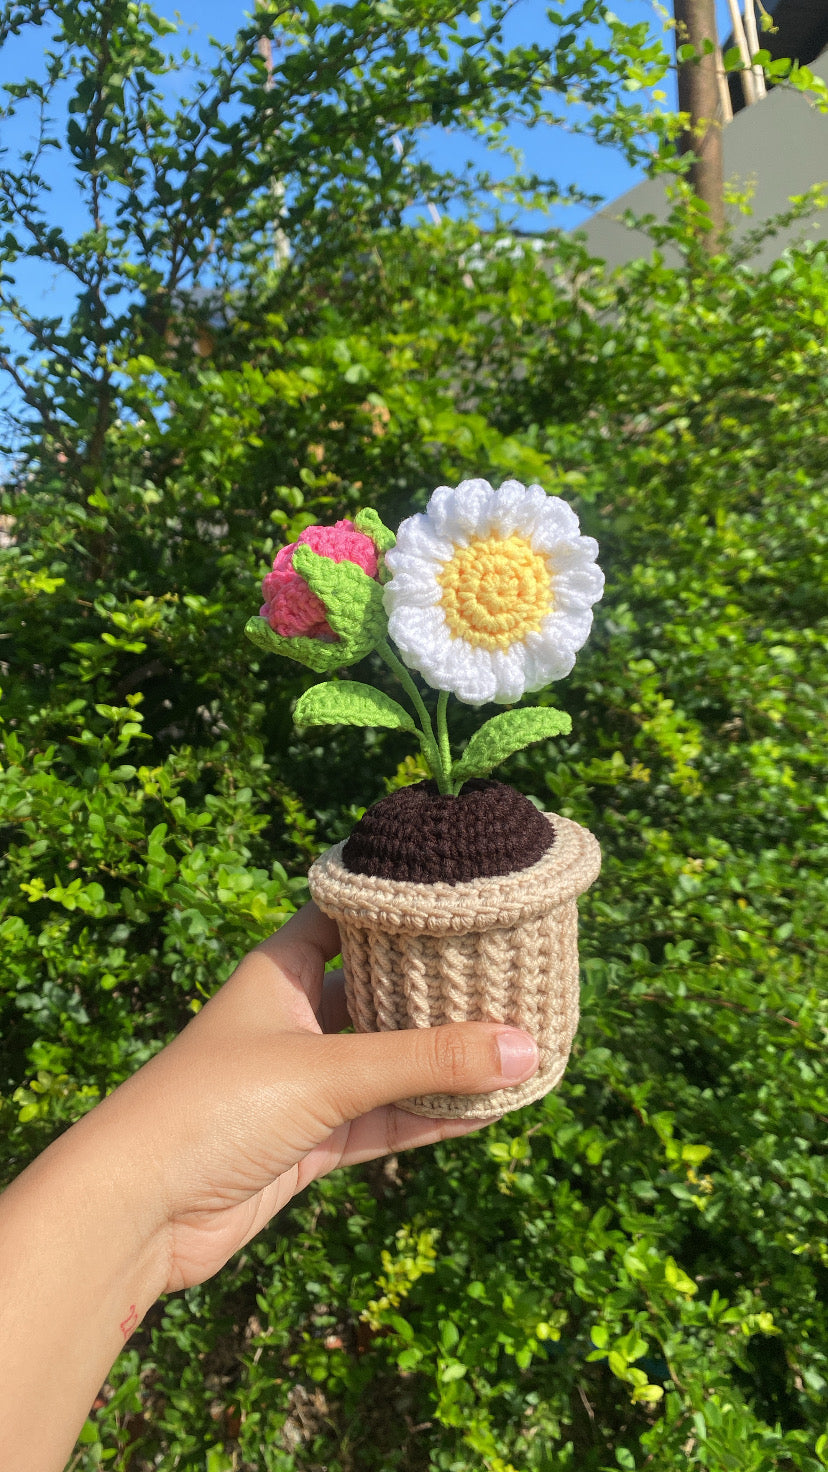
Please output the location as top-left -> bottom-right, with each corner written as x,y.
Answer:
0,1 -> 739,368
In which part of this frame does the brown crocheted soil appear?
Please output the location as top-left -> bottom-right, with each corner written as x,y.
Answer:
341,779 -> 554,884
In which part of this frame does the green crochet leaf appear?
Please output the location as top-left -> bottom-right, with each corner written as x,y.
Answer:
292,545 -> 387,660
354,507 -> 396,553
295,681 -> 416,733
244,616 -> 350,674
451,707 -> 573,784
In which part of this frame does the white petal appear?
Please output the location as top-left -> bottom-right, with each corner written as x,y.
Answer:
427,479 -> 497,543
529,496 -> 582,548
381,562 -> 441,609
551,561 -> 605,608
387,602 -> 446,661
388,514 -> 454,566
488,644 -> 529,703
391,613 -> 498,705
496,478 -> 528,499
441,641 -> 498,705
522,628 -> 578,685
487,480 -> 546,538
540,606 -> 594,654
543,534 -> 598,569
422,485 -> 466,544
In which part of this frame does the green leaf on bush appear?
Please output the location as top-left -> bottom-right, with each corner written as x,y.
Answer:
631,1384 -> 665,1404
451,706 -> 572,783
388,1312 -> 416,1342
76,1419 -> 101,1446
440,1360 -> 468,1383
6,12 -> 828,1454
205,1447 -> 234,1472
294,681 -> 416,733
397,1346 -> 423,1370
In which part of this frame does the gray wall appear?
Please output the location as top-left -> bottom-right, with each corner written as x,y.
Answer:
575,50 -> 828,267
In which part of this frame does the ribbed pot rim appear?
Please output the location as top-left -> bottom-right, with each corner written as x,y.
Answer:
308,811 -> 601,936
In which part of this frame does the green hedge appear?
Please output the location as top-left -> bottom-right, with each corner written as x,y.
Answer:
2,219 -> 827,1469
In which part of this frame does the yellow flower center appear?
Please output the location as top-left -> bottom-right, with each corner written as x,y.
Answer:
438,533 -> 552,650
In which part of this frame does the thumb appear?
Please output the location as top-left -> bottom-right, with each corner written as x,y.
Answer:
309,1022 -> 539,1126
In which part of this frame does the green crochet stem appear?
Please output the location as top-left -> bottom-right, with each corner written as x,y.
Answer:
436,690 -> 456,794
377,640 -> 451,794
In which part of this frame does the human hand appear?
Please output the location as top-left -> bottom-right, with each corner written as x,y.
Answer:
94,902 -> 540,1294
0,902 -> 539,1469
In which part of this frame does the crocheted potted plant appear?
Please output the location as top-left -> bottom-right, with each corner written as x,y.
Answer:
245,479 -> 604,1118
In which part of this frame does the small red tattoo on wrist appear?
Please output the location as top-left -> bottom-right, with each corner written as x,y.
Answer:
120,1304 -> 138,1340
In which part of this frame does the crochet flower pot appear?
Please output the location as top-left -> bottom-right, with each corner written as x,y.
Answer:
245,478 -> 606,1117
308,780 -> 601,1119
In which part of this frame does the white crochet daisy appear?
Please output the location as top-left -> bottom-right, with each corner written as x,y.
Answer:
382,478 -> 604,705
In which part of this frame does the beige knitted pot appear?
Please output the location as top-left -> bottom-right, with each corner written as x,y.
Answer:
308,811 -> 601,1119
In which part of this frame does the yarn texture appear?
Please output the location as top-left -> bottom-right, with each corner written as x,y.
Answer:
261,519 -> 379,639
342,780 -> 554,885
244,485 -> 606,1117
382,478 -> 604,705
309,808 -> 601,1118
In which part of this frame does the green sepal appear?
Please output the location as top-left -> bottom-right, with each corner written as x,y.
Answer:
295,681 -> 417,733
354,507 -> 396,554
244,616 -> 350,674
292,545 -> 387,660
451,706 -> 573,784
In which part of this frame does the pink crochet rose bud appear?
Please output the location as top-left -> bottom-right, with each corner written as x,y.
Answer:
260,519 -> 380,640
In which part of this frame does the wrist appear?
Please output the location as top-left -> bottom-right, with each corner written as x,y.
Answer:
0,1096 -> 171,1468
47,1091 -> 174,1296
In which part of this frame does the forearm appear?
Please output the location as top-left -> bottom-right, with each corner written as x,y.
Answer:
0,907 -> 537,1468
0,1107 -> 168,1471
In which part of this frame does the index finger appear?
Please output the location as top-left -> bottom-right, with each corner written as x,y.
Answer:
258,901 -> 342,964
254,902 -> 342,1014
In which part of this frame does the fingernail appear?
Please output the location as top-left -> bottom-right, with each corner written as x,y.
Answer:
496,1030 -> 539,1082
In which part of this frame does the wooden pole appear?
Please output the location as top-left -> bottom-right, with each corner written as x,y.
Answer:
742,0 -> 768,100
725,0 -> 757,105
673,0 -> 726,248
716,47 -> 734,124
